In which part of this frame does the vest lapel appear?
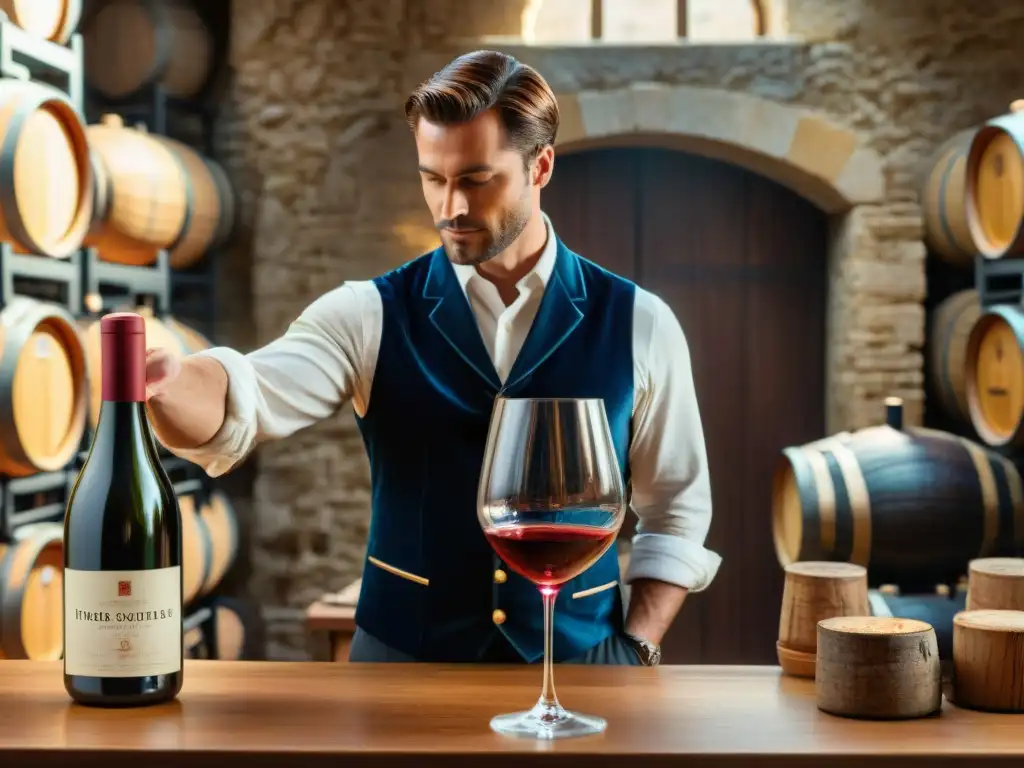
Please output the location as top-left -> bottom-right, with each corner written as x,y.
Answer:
502,240 -> 587,393
422,247 -> 502,392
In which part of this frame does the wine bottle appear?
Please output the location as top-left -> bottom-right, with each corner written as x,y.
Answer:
63,312 -> 183,707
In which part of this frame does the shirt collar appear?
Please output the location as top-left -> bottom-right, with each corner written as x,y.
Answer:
451,211 -> 557,295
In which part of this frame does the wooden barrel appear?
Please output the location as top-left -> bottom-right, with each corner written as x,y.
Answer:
964,304 -> 1024,450
81,0 -> 214,100
0,525 -> 63,659
81,309 -> 210,429
184,598 -> 248,660
151,133 -> 236,268
198,489 -> 238,596
921,128 -> 977,268
928,288 -> 982,428
0,0 -> 82,44
0,80 -> 92,258
179,491 -> 208,606
180,490 -> 238,606
85,114 -> 233,267
184,623 -> 204,658
84,114 -> 188,265
164,315 -> 212,353
0,297 -> 88,477
772,398 -> 1024,588
210,599 -> 246,660
965,102 -> 1024,258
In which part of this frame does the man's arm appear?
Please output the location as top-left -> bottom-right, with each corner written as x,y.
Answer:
147,281 -> 380,477
623,289 -> 721,645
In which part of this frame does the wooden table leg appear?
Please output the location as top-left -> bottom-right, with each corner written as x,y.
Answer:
306,579 -> 361,663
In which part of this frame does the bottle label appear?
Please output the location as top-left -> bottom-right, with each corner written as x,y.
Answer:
64,566 -> 182,677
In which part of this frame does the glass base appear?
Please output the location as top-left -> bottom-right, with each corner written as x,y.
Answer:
490,698 -> 607,740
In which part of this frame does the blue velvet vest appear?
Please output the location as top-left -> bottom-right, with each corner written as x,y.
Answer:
353,238 -> 636,663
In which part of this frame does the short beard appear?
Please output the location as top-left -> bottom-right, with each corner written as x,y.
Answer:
442,185 -> 534,266
447,208 -> 530,266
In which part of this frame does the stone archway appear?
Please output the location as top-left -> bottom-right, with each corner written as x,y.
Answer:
551,84 -> 889,433
555,84 -> 884,213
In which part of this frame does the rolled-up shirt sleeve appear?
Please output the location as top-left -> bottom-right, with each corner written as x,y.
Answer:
625,289 -> 722,592
166,281 -> 380,477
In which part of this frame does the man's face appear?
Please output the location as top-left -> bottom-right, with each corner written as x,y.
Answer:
414,109 -> 538,266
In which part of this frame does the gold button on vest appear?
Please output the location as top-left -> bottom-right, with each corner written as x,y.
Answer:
492,609 -> 506,625
493,569 -> 507,584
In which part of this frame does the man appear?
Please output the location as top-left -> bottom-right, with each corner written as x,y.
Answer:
146,50 -> 721,666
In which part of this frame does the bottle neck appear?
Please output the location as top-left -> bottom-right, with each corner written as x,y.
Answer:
93,322 -> 154,460
101,326 -> 146,402
94,400 -> 151,443
88,399 -> 157,478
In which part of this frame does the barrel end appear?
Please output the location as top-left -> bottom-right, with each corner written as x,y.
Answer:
965,113 -> 1024,259
772,449 -> 808,569
963,305 -> 1024,449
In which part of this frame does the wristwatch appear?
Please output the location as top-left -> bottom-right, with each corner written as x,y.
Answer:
623,632 -> 662,666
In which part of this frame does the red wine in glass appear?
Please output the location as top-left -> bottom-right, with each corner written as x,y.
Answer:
484,522 -> 617,587
477,396 -> 627,740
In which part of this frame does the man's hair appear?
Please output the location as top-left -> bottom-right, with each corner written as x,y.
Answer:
405,50 -> 559,164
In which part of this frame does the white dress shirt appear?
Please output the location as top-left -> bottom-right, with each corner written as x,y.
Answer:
171,214 -> 723,593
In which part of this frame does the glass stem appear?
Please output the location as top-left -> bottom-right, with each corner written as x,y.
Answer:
539,587 -> 560,709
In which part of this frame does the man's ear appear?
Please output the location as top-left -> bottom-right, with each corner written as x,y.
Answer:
533,145 -> 555,188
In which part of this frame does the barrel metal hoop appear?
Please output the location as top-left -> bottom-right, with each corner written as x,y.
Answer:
0,528 -> 62,660
935,147 -> 963,254
182,494 -> 213,604
89,148 -> 113,226
0,299 -> 54,471
913,426 -> 1003,559
775,446 -> 828,564
0,84 -> 92,258
96,0 -> 174,94
0,90 -> 43,255
159,139 -> 194,256
957,438 -> 1000,558
997,455 -> 1024,552
56,0 -> 84,45
145,0 -> 176,90
966,117 -> 1024,258
206,159 -> 236,248
804,447 -> 836,556
936,292 -> 975,422
0,298 -> 87,472
825,441 -> 871,567
210,491 -> 239,588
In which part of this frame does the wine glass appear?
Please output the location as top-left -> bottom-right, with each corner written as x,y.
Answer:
477,396 -> 627,740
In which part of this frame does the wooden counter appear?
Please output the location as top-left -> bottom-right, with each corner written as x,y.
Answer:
1,660 -> 1023,767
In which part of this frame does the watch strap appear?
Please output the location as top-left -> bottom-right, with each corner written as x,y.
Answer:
624,632 -> 662,666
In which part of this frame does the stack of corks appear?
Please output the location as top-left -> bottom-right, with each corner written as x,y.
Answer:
778,556 -> 1024,719
952,557 -> 1024,713
778,561 -> 942,719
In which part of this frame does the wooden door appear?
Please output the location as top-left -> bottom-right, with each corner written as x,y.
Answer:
543,146 -> 828,665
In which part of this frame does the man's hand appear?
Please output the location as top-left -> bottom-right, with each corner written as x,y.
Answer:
624,578 -> 689,646
143,351 -> 228,451
145,348 -> 182,401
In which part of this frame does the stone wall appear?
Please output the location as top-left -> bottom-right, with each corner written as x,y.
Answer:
213,0 -> 1024,658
